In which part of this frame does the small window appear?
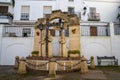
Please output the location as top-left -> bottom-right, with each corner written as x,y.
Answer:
90,26 -> 97,36
22,28 -> 31,37
43,6 -> 52,18
21,6 -> 30,20
50,29 -> 55,37
65,27 -> 69,37
68,7 -> 74,15
0,6 -> 8,13
69,0 -> 74,2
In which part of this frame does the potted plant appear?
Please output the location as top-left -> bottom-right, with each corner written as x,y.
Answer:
68,50 -> 80,57
31,51 -> 39,57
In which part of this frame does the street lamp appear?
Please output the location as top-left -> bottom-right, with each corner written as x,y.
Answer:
59,19 -> 64,57
45,19 -> 50,57
59,19 -> 64,35
39,23 -> 44,57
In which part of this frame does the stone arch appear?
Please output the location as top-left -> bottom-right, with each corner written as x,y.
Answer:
34,10 -> 81,57
35,10 -> 80,28
48,10 -> 69,23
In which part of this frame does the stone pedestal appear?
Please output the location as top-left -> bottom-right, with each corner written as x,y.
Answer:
80,56 -> 88,74
90,56 -> 95,69
18,57 -> 26,74
14,56 -> 19,69
49,58 -> 56,77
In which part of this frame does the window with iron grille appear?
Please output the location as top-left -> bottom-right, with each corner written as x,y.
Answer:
43,6 -> 52,18
68,7 -> 74,15
0,6 -> 8,13
21,6 -> 30,20
22,28 -> 31,37
69,0 -> 74,2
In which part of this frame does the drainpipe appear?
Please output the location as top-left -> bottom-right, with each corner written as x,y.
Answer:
109,22 -> 114,56
0,24 -> 3,65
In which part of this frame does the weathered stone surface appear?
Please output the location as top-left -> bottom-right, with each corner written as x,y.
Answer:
14,56 -> 19,69
57,62 -> 64,71
34,10 -> 80,57
49,58 -> 56,77
90,56 -> 95,69
80,56 -> 88,74
48,31 -> 53,57
18,57 -> 26,74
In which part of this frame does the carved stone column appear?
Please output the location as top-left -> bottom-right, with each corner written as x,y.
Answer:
59,32 -> 67,57
39,30 -> 46,57
48,31 -> 53,57
42,30 -> 46,57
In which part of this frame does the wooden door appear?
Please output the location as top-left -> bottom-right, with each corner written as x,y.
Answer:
90,27 -> 97,36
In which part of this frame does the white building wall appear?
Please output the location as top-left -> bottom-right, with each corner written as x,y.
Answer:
81,36 -> 111,65
0,25 -> 3,65
14,0 -> 120,23
83,0 -> 120,22
14,0 -> 82,21
14,0 -> 56,20
111,36 -> 120,65
1,37 -> 34,65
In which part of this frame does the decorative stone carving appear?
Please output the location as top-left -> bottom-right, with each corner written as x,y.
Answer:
59,32 -> 67,57
48,30 -> 53,57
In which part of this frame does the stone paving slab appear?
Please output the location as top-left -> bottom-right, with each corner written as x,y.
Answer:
36,70 -> 107,80
80,70 -> 107,80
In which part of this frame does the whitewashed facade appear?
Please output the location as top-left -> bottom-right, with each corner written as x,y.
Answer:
0,0 -> 120,65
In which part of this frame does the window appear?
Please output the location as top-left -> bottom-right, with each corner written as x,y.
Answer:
0,6 -> 8,13
43,6 -> 52,18
88,7 -> 100,21
50,29 -> 55,37
90,7 -> 96,14
65,27 -> 69,37
69,0 -> 74,2
21,6 -> 30,20
22,28 -> 31,37
90,27 -> 97,36
68,7 -> 74,15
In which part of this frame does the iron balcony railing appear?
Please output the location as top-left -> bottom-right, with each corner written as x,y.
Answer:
0,13 -> 13,19
20,13 -> 29,20
88,13 -> 100,21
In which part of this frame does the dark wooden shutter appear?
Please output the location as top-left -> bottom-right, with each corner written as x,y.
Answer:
90,27 -> 97,36
0,6 -> 8,13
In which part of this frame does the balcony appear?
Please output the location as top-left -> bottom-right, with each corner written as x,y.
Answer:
0,0 -> 11,3
88,13 -> 100,21
3,26 -> 34,37
0,13 -> 13,24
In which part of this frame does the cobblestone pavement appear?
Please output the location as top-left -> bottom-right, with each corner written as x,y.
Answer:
0,66 -> 120,80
